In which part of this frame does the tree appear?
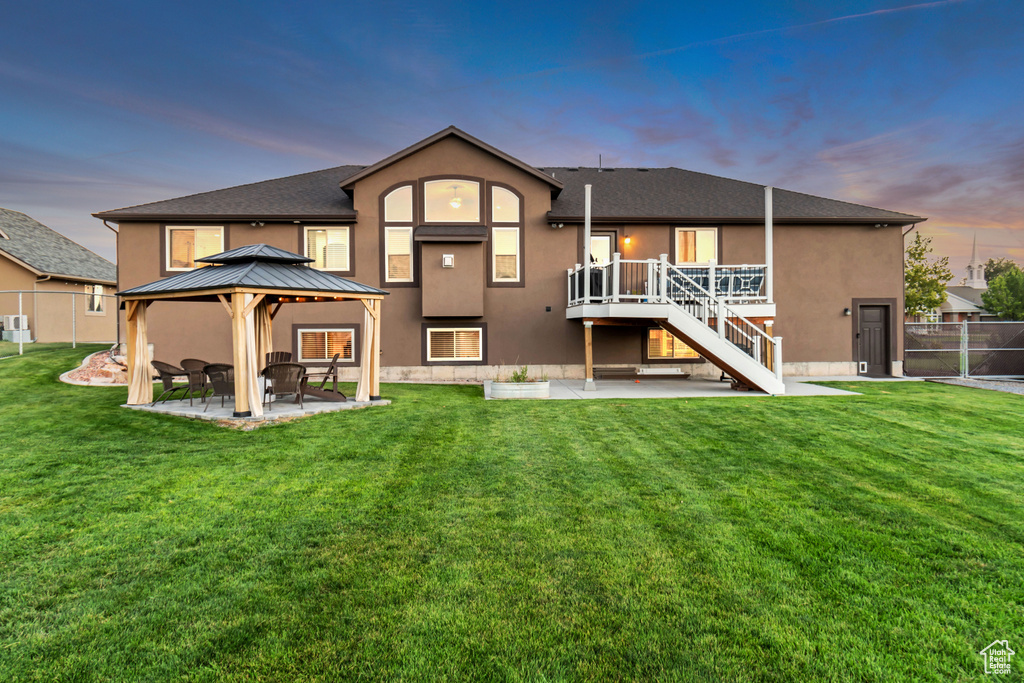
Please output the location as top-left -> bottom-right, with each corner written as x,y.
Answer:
984,257 -> 1019,284
981,267 -> 1024,320
904,233 -> 953,316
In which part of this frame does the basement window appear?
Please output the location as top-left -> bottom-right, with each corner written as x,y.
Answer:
647,329 -> 699,359
298,328 -> 354,363
427,327 -> 482,362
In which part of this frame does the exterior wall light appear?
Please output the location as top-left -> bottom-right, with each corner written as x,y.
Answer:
442,254 -> 454,268
843,307 -> 852,316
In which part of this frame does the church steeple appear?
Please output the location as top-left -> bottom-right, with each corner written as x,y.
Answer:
966,232 -> 987,289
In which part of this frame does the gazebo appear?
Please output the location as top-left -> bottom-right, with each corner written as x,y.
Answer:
117,244 -> 387,418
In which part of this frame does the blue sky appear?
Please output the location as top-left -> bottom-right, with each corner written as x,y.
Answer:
1,0 -> 1021,277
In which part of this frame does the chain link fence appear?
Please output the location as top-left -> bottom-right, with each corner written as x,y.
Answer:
905,321 -> 1024,378
0,290 -> 119,359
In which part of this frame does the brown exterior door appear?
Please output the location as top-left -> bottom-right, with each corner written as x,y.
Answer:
858,305 -> 889,375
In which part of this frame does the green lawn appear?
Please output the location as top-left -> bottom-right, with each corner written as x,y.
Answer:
1,346 -> 1021,681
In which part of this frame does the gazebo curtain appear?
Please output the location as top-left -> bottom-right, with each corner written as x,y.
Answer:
356,304 -> 373,402
127,303 -> 152,405
244,294 -> 264,418
255,299 -> 273,370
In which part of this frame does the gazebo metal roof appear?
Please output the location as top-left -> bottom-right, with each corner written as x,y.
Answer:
118,244 -> 387,299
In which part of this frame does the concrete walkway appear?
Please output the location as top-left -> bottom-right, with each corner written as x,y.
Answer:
484,375 -> 918,400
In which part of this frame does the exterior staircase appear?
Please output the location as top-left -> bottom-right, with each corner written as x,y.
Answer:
567,256 -> 785,394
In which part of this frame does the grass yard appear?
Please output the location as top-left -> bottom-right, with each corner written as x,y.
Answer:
1,346 -> 1022,681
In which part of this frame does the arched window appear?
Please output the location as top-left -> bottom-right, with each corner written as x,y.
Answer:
489,184 -> 523,285
382,184 -> 414,283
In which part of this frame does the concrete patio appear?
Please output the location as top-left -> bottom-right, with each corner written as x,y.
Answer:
484,375 -> 919,400
125,394 -> 390,422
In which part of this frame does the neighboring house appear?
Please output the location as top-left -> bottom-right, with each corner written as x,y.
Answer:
0,208 -> 117,343
96,126 -> 922,387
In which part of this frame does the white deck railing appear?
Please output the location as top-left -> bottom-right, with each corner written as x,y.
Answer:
567,255 -> 768,307
566,254 -> 781,381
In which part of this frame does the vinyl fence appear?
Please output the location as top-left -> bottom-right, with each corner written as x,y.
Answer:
904,321 -> 1024,378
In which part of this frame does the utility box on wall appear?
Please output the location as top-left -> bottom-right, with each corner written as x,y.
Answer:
420,241 -> 484,317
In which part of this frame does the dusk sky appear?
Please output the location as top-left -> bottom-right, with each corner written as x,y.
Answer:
2,0 -> 1021,278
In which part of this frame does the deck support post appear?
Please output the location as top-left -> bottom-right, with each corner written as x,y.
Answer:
708,258 -> 716,299
659,253 -> 668,303
611,253 -> 620,303
765,186 -> 774,304
583,184 -> 592,303
231,291 -> 250,417
583,320 -> 596,391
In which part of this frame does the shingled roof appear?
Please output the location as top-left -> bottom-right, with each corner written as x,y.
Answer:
0,208 -> 116,283
543,167 -> 923,223
94,132 -> 924,225
94,165 -> 365,220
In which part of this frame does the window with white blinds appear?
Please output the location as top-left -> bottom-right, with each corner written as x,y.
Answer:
647,328 -> 700,359
427,328 -> 482,362
305,227 -> 350,271
385,227 -> 413,282
492,227 -> 519,281
298,329 -> 354,362
167,226 -> 223,270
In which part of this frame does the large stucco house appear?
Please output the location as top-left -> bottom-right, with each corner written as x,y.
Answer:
95,127 -> 924,392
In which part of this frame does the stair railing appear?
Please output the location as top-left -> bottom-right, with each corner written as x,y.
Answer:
662,259 -> 782,382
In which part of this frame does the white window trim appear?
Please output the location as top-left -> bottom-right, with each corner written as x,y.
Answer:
165,225 -> 224,271
492,227 -> 520,282
296,328 -> 356,363
673,227 -> 718,265
423,179 -> 480,223
426,327 -> 483,362
384,226 -> 414,283
303,225 -> 351,272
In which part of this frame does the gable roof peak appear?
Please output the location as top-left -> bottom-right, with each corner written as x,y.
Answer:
340,126 -> 562,191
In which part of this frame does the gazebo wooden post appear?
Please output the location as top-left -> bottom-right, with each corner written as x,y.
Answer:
231,290 -> 250,417
370,298 -> 381,400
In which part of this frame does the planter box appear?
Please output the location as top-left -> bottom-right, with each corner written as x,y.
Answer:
491,380 -> 550,399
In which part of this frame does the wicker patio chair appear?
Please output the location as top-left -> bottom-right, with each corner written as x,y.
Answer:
202,363 -> 235,412
180,358 -> 210,402
260,362 -> 306,411
150,361 -> 192,405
